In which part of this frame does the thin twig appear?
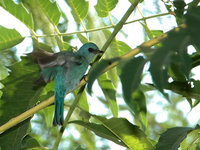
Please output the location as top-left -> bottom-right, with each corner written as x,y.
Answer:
26,12 -> 171,38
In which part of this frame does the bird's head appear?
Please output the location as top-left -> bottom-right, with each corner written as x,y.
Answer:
77,43 -> 103,63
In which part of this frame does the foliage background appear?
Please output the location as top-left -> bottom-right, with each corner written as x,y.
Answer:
0,0 -> 200,150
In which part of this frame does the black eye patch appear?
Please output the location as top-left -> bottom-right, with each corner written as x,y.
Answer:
88,48 -> 95,52
88,48 -> 104,54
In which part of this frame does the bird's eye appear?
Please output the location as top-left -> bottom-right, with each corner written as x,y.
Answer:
88,48 -> 93,52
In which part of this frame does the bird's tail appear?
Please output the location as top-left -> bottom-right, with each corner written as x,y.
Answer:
53,91 -> 65,126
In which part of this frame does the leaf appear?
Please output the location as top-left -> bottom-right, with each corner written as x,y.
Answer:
119,56 -> 147,128
180,125 -> 200,150
0,0 -> 34,29
0,26 -> 24,50
69,120 -> 126,147
87,57 -> 120,94
155,127 -> 193,150
0,0 -> 5,7
173,0 -> 186,24
93,116 -> 154,150
77,33 -> 89,44
0,57 -> 43,150
0,49 -> 19,66
66,0 -> 89,24
149,48 -> 172,96
78,90 -> 89,112
38,0 -> 61,25
94,0 -> 118,17
130,90 -> 147,129
185,7 -> 200,48
140,22 -> 153,40
151,30 -> 164,38
0,66 -> 9,81
98,73 -> 118,117
102,30 -> 120,87
120,56 -> 146,103
117,40 -> 132,56
21,135 -> 40,150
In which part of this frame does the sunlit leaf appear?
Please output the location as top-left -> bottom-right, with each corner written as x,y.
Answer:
0,57 -> 43,150
95,0 -> 118,17
38,0 -> 61,25
0,0 -> 5,7
155,127 -> 193,150
0,0 -> 33,29
117,40 -> 132,56
93,116 -> 154,150
180,125 -> 200,150
78,90 -> 89,112
0,26 -> 24,50
77,33 -> 89,44
98,73 -> 118,117
66,0 -> 89,24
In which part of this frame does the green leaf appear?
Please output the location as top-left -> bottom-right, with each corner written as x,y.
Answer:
0,26 -> 24,50
140,22 -> 153,40
180,125 -> 200,150
78,90 -> 89,112
120,56 -> 146,102
117,40 -> 132,56
155,127 -> 193,150
62,42 -> 73,51
151,30 -> 164,38
0,49 -> 19,66
93,116 -> 154,150
173,0 -> 186,24
0,66 -> 9,81
69,120 -> 126,147
119,56 -> 147,128
95,0 -> 118,17
66,0 -> 89,24
130,90 -> 147,129
0,57 -> 43,150
0,0 -> 33,29
102,30 -> 120,87
98,73 -> 118,117
87,57 -> 120,94
77,33 -> 89,44
38,0 -> 61,25
21,135 -> 40,150
0,0 -> 5,7
149,48 -> 172,96
185,7 -> 200,50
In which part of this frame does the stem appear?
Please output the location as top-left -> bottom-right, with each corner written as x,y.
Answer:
99,0 -> 141,53
26,12 -> 170,38
53,85 -> 85,149
0,24 -> 184,134
0,96 -> 54,134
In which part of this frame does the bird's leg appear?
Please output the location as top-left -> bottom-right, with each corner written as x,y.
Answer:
80,74 -> 88,82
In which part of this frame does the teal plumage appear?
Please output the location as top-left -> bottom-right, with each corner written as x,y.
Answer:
33,43 -> 103,126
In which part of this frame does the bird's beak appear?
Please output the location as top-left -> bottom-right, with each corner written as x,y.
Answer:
96,50 -> 104,54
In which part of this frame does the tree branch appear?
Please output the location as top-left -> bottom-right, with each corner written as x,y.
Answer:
0,23 -> 186,135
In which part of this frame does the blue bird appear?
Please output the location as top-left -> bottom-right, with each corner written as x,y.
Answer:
33,43 -> 103,126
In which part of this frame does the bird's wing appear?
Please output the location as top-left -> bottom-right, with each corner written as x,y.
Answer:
32,50 -> 83,69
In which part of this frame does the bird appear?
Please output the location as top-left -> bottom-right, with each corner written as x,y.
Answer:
33,43 -> 103,126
